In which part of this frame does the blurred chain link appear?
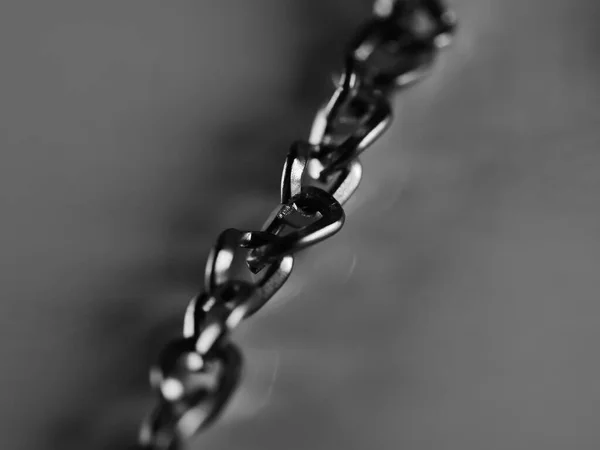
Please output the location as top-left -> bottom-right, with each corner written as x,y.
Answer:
138,1 -> 457,448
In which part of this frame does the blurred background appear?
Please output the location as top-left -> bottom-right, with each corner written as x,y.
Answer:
1,1 -> 600,449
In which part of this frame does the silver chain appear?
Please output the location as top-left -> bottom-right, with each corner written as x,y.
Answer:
138,1 -> 457,448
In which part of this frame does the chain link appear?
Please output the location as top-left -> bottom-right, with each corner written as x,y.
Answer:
138,1 -> 457,448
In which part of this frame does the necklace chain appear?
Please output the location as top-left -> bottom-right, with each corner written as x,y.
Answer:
138,1 -> 458,448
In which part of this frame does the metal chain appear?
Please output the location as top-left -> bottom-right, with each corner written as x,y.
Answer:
138,1 -> 457,448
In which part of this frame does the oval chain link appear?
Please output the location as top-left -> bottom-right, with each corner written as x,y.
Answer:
138,1 -> 457,448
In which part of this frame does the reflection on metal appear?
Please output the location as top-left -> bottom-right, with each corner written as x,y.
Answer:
139,1 -> 458,448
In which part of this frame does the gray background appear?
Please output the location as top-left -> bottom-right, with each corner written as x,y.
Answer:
1,1 -> 600,449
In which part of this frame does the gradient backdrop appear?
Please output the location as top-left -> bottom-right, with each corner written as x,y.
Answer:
1,1 -> 599,449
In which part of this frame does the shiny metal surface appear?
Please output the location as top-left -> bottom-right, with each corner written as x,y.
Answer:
318,93 -> 392,178
3,0 -> 600,449
140,342 -> 242,450
139,1 -> 456,448
248,187 -> 346,270
202,228 -> 295,316
281,141 -> 364,206
309,60 -> 360,146
363,0 -> 457,88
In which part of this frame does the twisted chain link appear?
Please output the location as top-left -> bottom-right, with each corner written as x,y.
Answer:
138,1 -> 457,448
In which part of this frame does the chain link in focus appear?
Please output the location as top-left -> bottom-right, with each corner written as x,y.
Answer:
138,1 -> 457,448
